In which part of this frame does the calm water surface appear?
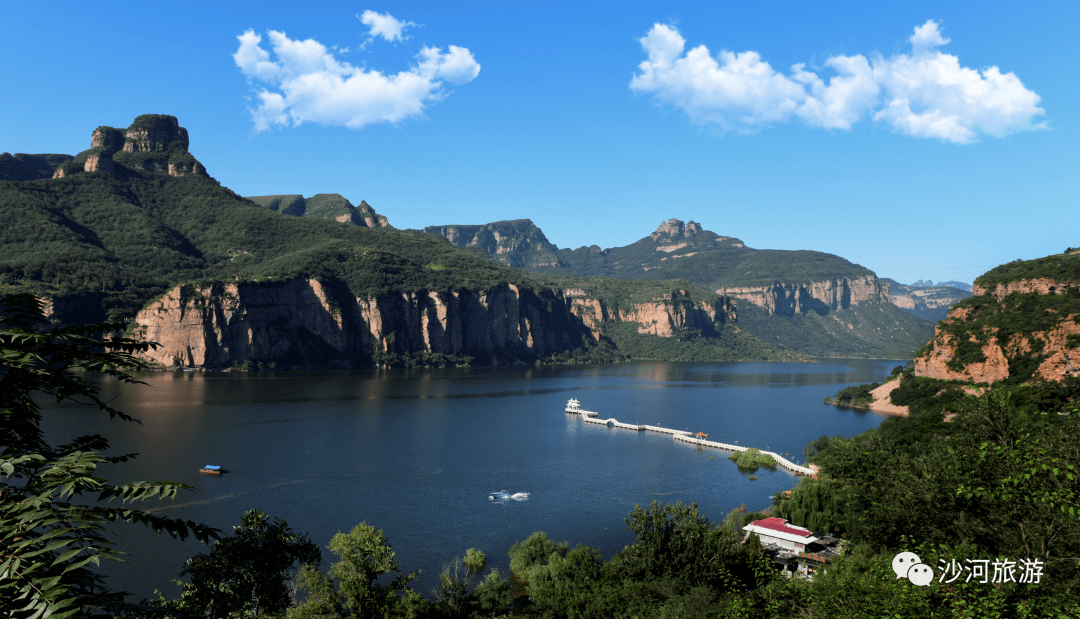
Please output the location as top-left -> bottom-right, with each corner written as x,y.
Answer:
41,360 -> 898,601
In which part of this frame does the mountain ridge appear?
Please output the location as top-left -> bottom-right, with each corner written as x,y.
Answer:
426,217 -> 936,358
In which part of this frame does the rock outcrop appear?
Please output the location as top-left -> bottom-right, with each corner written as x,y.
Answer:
563,288 -> 734,337
425,220 -> 566,269
133,278 -> 594,369
716,275 -> 882,317
913,275 -> 1080,383
132,278 -> 738,369
973,278 -> 1075,301
879,278 -> 971,322
52,115 -> 208,179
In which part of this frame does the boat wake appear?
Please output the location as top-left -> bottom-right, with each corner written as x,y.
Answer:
488,490 -> 530,502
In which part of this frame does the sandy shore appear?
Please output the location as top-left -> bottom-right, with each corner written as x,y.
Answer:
865,378 -> 909,415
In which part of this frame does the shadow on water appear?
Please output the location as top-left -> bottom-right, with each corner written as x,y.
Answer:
41,359 -> 896,601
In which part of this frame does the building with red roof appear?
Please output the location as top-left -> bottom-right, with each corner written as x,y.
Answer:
743,517 -> 842,578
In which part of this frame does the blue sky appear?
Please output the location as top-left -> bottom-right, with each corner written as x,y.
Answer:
2,2 -> 1076,286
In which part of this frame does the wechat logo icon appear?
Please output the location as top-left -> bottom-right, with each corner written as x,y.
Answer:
892,551 -> 934,586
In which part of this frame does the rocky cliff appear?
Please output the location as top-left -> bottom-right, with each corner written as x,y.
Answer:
563,288 -> 734,337
877,278 -> 971,322
132,278 -> 600,368
131,278 -> 741,369
425,217 -> 933,358
716,275 -> 882,317
912,253 -> 1080,384
52,115 -> 208,179
424,220 -> 566,269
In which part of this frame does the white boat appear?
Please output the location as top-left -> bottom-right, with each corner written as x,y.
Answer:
489,490 -> 510,500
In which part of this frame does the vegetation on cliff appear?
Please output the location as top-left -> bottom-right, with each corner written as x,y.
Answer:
975,250 -> 1080,291
430,218 -> 936,359
247,193 -> 391,228
0,172 -> 531,321
736,301 -> 933,359
0,169 -> 795,366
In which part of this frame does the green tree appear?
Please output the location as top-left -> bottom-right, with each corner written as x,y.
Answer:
290,523 -> 422,619
154,509 -> 321,618
0,294 -> 218,618
462,548 -> 486,573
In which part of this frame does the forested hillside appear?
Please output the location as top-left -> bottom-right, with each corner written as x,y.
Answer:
428,218 -> 936,358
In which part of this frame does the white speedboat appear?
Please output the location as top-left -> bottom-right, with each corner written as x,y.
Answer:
489,490 -> 511,500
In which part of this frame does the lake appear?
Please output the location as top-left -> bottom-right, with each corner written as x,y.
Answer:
40,359 -> 899,601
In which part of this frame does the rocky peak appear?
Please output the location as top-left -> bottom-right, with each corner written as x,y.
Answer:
424,219 -> 566,269
122,114 -> 190,153
650,218 -> 702,241
52,114 -> 207,179
91,127 -> 125,152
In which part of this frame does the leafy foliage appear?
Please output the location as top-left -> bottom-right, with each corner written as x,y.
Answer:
933,288 -> 1080,383
735,301 -> 934,359
0,153 -> 72,182
0,294 -> 218,618
153,509 -> 321,617
824,382 -> 880,407
289,524 -> 513,619
975,251 -> 1080,291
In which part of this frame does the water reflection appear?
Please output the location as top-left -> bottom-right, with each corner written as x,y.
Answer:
38,359 -> 895,602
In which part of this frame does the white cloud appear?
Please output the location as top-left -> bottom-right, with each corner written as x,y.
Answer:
630,20 -> 1045,143
358,10 -> 414,43
233,28 -> 480,132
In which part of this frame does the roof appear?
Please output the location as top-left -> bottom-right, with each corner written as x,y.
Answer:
203,465 -> 221,470
744,517 -> 819,545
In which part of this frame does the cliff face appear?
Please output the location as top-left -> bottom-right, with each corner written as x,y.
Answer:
424,220 -> 566,269
880,278 -> 972,322
133,278 -> 738,369
914,275 -> 1080,383
133,278 -> 594,368
716,275 -> 881,317
52,115 -> 208,179
563,288 -> 733,337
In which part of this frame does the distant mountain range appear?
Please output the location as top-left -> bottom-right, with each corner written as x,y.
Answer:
0,114 -> 976,366
910,279 -> 972,291
425,218 -> 938,358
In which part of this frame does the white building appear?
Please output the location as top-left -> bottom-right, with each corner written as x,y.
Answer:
743,517 -> 842,578
742,517 -> 818,552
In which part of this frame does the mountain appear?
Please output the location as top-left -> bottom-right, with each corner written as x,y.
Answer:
0,153 -> 73,181
0,114 -> 796,368
247,194 -> 391,228
850,250 -> 1080,418
423,220 -> 564,269
879,278 -> 972,322
914,251 -> 1080,385
910,279 -> 973,291
427,218 -> 935,358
